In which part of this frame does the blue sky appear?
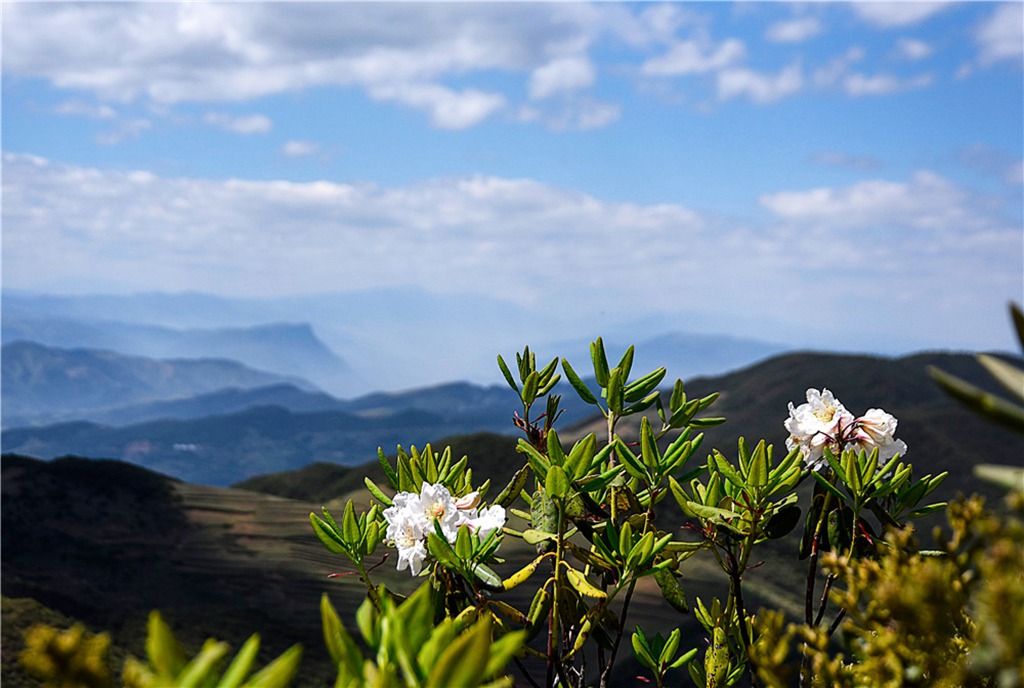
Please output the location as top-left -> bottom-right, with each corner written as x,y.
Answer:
2,1 -> 1023,361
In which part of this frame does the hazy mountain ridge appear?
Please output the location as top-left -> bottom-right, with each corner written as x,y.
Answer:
6,350 -> 1020,492
2,312 -> 360,396
2,289 -> 798,394
1,341 -> 315,428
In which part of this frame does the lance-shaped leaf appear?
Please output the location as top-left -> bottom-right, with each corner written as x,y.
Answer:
321,594 -> 363,677
591,337 -> 610,387
563,564 -> 607,599
426,615 -> 492,688
496,354 -> 519,393
562,358 -> 599,405
546,464 -> 570,499
493,465 -> 530,507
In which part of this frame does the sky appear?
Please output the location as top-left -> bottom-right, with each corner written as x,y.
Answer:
2,1 -> 1023,362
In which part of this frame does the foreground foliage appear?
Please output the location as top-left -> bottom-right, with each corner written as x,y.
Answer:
20,304 -> 1024,687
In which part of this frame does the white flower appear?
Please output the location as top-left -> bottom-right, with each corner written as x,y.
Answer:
384,509 -> 429,576
785,388 -> 855,470
848,408 -> 907,461
784,390 -> 908,472
465,504 -> 506,539
381,482 -> 505,576
416,482 -> 461,540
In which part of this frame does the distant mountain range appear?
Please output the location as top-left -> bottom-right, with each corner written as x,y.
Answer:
2,289 -> 793,393
2,314 -> 359,396
5,349 -> 1021,490
1,341 -> 316,428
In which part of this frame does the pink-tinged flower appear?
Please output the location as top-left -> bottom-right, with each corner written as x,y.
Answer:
784,390 -> 908,471
848,409 -> 907,461
454,491 -> 481,511
465,504 -> 506,539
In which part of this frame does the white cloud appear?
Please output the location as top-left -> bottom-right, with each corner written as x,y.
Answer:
4,154 -> 1019,353
55,100 -> 117,119
895,37 -> 933,60
0,3 -> 604,128
368,83 -> 506,129
717,62 -> 803,104
203,112 -> 272,134
850,3 -> 950,28
765,17 -> 822,43
1007,160 -> 1024,187
641,38 -> 746,75
975,3 -> 1024,66
813,46 -> 866,87
759,170 -> 1005,233
843,71 -> 933,96
809,151 -> 884,172
529,56 -> 596,100
282,141 -> 320,158
95,118 -> 152,146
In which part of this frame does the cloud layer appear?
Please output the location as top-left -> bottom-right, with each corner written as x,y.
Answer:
4,153 -> 1019,351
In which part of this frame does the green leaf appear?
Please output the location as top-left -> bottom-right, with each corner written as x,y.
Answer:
427,531 -> 460,570
660,628 -> 682,666
342,500 -> 360,546
811,470 -> 847,503
545,464 -> 570,499
546,429 -> 567,467
310,513 -> 348,555
631,628 -> 657,670
493,465 -> 530,507
243,643 -> 302,688
617,345 -> 636,382
146,611 -> 187,678
614,437 -> 649,482
522,370 -> 540,405
654,567 -> 688,612
978,352 -> 1024,402
483,630 -> 526,679
472,563 -> 504,589
764,504 -> 802,540
606,366 -> 625,414
670,647 -> 699,670
216,634 -> 260,688
320,594 -> 362,676
378,447 -> 400,489
496,354 -> 519,393
561,358 -> 599,405
748,440 -> 768,490
623,367 -> 666,404
364,478 -> 393,506
455,521 -> 473,560
712,450 -> 744,489
516,438 -> 550,480
639,416 -> 659,471
426,616 -> 492,688
591,337 -> 610,387
564,565 -> 607,599
177,639 -> 230,688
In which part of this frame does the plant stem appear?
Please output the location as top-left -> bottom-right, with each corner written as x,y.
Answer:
599,577 -> 637,688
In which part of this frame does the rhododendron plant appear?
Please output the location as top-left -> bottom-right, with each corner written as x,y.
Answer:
785,388 -> 906,471
382,481 -> 507,576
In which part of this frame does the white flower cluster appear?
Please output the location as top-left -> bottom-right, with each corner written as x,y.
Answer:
785,388 -> 907,472
382,482 -> 506,576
